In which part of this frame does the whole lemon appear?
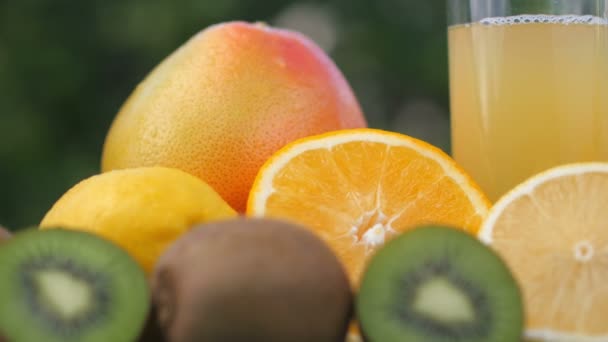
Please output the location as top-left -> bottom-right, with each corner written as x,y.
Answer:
101,21 -> 367,212
40,166 -> 236,274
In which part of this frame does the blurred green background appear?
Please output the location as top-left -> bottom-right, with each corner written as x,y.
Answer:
0,0 -> 451,230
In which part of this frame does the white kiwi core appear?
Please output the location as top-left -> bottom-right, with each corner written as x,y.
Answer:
36,270 -> 92,319
412,276 -> 475,323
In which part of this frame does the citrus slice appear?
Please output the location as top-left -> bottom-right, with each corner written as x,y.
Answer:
479,163 -> 608,341
247,128 -> 490,286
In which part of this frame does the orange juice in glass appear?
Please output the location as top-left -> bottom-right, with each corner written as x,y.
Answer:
448,0 -> 608,201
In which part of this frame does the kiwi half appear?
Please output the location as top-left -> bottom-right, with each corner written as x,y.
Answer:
0,228 -> 149,342
357,225 -> 523,342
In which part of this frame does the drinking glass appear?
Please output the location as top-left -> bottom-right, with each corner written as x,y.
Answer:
448,0 -> 608,201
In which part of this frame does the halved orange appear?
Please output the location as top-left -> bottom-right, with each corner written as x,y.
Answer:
247,128 -> 490,286
479,163 -> 608,341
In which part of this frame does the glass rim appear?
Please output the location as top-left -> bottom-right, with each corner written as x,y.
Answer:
448,0 -> 608,25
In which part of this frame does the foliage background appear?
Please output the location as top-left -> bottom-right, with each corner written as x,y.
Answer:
0,0 -> 452,229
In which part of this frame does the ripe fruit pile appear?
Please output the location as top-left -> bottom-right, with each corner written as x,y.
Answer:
1,20 -> 607,342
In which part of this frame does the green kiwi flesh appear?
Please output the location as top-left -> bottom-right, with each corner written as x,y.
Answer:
357,225 -> 523,342
0,229 -> 149,342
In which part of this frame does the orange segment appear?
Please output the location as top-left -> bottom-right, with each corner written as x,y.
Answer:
479,163 -> 608,340
247,128 -> 490,285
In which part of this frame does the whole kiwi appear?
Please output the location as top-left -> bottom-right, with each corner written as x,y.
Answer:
137,306 -> 167,342
152,218 -> 353,342
0,226 -> 11,242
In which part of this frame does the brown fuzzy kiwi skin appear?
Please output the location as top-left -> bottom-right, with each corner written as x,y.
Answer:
137,306 -> 167,342
0,226 -> 11,242
152,218 -> 353,342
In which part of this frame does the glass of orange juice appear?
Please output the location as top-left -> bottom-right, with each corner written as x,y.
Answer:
448,0 -> 608,202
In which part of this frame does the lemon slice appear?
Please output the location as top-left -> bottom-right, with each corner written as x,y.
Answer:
479,163 -> 608,341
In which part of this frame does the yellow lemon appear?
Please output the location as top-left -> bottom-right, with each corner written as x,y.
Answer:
40,166 -> 236,274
